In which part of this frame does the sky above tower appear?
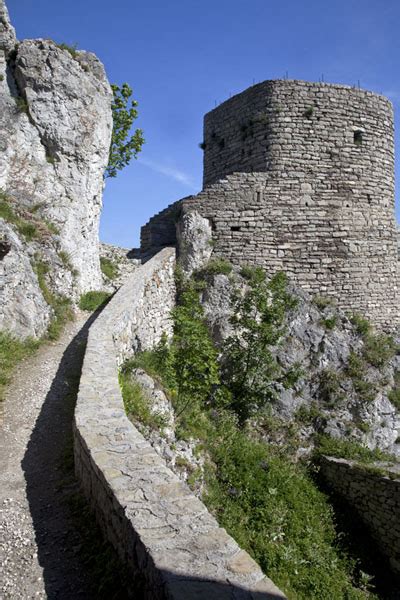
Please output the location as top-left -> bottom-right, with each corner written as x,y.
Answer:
7,0 -> 400,248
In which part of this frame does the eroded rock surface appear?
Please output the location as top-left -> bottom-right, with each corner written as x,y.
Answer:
0,0 -> 112,337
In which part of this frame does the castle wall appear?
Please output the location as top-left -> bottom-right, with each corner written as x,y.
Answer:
141,80 -> 399,329
319,456 -> 400,576
74,247 -> 285,599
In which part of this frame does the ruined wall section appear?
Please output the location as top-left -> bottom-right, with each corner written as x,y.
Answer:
320,456 -> 400,575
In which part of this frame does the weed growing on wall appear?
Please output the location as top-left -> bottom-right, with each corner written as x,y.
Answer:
78,291 -> 111,312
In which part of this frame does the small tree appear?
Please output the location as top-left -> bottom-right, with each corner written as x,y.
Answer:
105,83 -> 144,178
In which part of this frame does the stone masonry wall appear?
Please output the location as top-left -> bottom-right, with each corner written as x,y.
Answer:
141,80 -> 399,329
74,247 -> 285,599
319,456 -> 400,575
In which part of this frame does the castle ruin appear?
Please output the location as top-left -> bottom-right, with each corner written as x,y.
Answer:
141,80 -> 399,329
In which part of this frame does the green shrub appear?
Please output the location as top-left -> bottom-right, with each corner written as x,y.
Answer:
205,421 -> 374,599
350,313 -> 371,337
0,332 -> 40,400
79,291 -> 111,312
346,352 -> 377,403
314,435 -> 396,464
295,402 -> 322,425
56,42 -> 78,59
362,333 -> 397,369
100,256 -> 119,280
15,97 -> 29,114
318,369 -> 343,406
194,258 -> 233,279
17,221 -> 38,241
313,295 -> 335,310
119,369 -> 165,430
223,270 -> 297,423
388,370 -> 400,410
320,316 -> 337,330
33,257 -> 74,340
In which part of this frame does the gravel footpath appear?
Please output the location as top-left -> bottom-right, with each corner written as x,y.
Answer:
0,313 -> 127,600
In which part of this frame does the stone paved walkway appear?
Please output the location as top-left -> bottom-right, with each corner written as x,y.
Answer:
0,313 -> 126,600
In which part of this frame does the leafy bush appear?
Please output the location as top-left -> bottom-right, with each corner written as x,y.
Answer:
204,420 -> 373,599
0,332 -> 40,400
362,333 -> 397,369
314,435 -> 396,464
350,313 -> 371,337
320,316 -> 337,330
222,270 -> 297,423
194,258 -> 233,278
78,291 -> 111,312
100,256 -> 119,280
388,370 -> 400,410
317,369 -> 345,407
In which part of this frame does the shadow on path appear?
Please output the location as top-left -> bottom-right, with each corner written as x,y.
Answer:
21,312 -> 129,599
20,311 -> 285,600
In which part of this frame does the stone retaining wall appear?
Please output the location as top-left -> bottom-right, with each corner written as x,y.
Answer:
73,247 -> 285,599
320,455 -> 400,575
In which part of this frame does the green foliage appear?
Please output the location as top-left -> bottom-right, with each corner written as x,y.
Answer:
388,370 -> 400,410
303,106 -> 314,118
281,361 -> 304,389
318,369 -> 343,407
0,332 -> 40,400
0,196 -> 38,241
313,295 -> 335,310
320,316 -> 337,330
194,258 -> 233,279
295,402 -> 322,425
100,256 -> 119,280
346,352 -> 377,404
170,284 -> 223,419
33,258 -> 74,340
222,270 -> 297,423
314,435 -> 396,464
78,291 -> 111,312
119,369 -> 166,430
362,333 -> 397,369
44,220 -> 59,235
56,42 -> 78,59
350,313 -> 371,337
105,83 -> 144,178
15,96 -> 29,114
205,420 -> 374,599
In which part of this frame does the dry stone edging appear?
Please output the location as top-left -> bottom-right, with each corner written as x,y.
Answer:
73,247 -> 286,599
320,455 -> 400,576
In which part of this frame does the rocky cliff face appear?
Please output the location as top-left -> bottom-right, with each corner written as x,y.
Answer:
0,0 -> 112,337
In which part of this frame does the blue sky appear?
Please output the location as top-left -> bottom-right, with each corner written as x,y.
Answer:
7,0 -> 400,248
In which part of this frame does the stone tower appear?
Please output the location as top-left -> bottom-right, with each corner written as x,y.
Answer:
141,80 -> 399,329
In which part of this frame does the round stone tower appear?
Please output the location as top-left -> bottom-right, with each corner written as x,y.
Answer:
142,79 -> 399,328
197,80 -> 398,328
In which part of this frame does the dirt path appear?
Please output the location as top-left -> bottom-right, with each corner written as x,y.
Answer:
0,313 -> 128,600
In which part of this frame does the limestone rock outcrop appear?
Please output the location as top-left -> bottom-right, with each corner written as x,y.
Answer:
0,0 -> 113,337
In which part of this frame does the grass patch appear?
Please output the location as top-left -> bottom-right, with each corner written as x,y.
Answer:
100,256 -> 119,280
314,435 -> 396,464
350,313 -> 371,337
362,333 -> 397,369
56,42 -> 79,59
313,295 -> 335,310
79,291 -> 111,312
33,258 -> 74,340
15,96 -> 29,114
318,368 -> 343,406
346,352 -> 377,404
194,258 -> 233,279
0,332 -> 40,400
388,370 -> 400,410
119,367 -> 166,430
320,316 -> 337,330
0,193 -> 59,242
